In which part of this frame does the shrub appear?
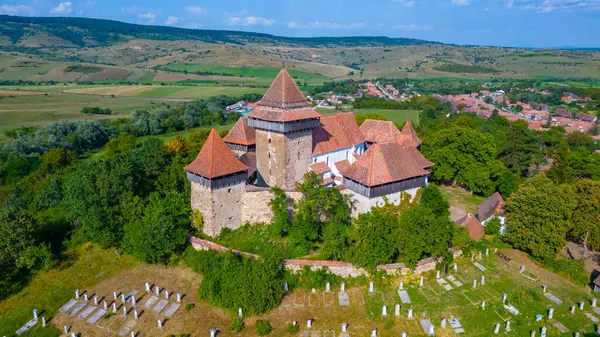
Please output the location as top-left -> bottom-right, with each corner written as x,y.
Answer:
255,320 -> 272,336
485,217 -> 501,235
229,317 -> 244,333
285,323 -> 299,334
185,303 -> 195,311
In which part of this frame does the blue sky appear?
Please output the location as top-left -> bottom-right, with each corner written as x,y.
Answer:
0,0 -> 599,48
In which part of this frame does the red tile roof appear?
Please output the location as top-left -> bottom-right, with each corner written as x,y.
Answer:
313,112 -> 365,156
455,213 -> 485,240
310,161 -> 331,174
477,192 -> 505,222
396,120 -> 422,148
335,159 -> 351,174
223,117 -> 255,146
256,68 -> 312,109
185,129 -> 248,179
342,141 -> 432,187
247,68 -> 321,123
359,120 -> 400,143
239,152 -> 257,177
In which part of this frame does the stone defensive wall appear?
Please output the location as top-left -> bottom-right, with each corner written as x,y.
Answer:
189,235 -> 462,277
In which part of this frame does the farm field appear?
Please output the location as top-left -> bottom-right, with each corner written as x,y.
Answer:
3,243 -> 597,337
0,92 -> 155,139
318,108 -> 420,125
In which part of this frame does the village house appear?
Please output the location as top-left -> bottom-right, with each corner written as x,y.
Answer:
455,213 -> 485,240
477,192 -> 506,234
185,69 -> 432,236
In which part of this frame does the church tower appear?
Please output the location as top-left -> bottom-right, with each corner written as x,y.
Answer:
185,129 -> 249,237
247,69 -> 321,190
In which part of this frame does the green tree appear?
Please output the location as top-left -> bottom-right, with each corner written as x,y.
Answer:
568,180 -> 600,255
255,320 -> 272,336
320,222 -> 350,260
504,174 -> 574,259
347,208 -> 399,269
269,187 -> 291,237
420,184 -> 449,218
485,217 -> 501,235
122,193 -> 190,263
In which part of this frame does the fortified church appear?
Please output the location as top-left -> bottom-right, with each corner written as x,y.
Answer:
185,69 -> 433,237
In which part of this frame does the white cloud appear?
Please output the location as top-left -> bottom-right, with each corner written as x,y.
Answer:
51,2 -> 73,14
226,16 -> 275,26
138,12 -> 156,24
392,23 -> 434,31
0,4 -> 34,15
185,6 -> 207,16
451,0 -> 470,5
393,0 -> 416,7
507,0 -> 514,8
517,0 -> 600,12
288,21 -> 365,29
164,16 -> 180,25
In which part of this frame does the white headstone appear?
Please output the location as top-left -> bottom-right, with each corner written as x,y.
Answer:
84,293 -> 89,302
402,333 -> 408,337
121,294 -> 126,302
113,302 -> 117,313
311,288 -> 316,293
146,282 -> 151,292
342,323 -> 348,333
471,254 -> 474,261
369,282 -> 374,293
478,251 -> 482,259
548,307 -> 554,319
441,318 -> 447,328
570,305 -> 575,314
593,298 -> 598,307
382,305 -> 387,316
481,301 -> 486,310
42,317 -> 46,327
158,319 -> 162,328
395,304 -> 400,316
71,333 -> 76,337
575,332 -> 580,337
131,296 -> 136,307
326,282 -> 330,292
341,282 -> 346,292
502,293 -> 507,304
210,329 -> 217,337
371,328 -> 377,337
494,323 -> 500,334
540,326 -> 546,337
530,330 -> 536,337
453,263 -> 457,271
75,289 -> 80,299
481,275 -> 485,286
94,295 -> 98,306
103,301 -> 108,310
520,265 -> 525,273
155,286 -> 160,296
284,283 -> 289,292
64,326 -> 69,334
486,248 -> 489,256
579,301 -> 584,310
436,270 -> 440,279
408,308 -> 413,319
505,321 -> 511,332
292,321 -> 297,326
420,276 -> 424,287
542,284 -> 547,292
33,309 -> 38,320
238,308 -> 243,318
399,281 -> 404,290
113,291 -> 117,300
177,293 -> 182,303
134,310 -> 138,320
123,306 -> 127,317
473,280 -> 477,289
428,326 -> 434,335
307,319 -> 313,328
131,331 -> 135,337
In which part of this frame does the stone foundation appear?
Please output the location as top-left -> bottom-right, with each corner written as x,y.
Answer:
190,181 -> 246,237
342,187 -> 421,217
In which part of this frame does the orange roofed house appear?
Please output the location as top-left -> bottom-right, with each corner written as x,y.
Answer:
185,69 -> 433,236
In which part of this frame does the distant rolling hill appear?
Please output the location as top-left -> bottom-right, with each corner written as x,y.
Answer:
0,15 -> 439,48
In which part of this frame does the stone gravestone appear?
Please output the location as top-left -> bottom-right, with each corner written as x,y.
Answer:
542,284 -> 547,292
382,305 -> 387,316
210,329 -> 217,337
75,289 -> 80,299
326,282 -> 330,292
481,301 -> 486,310
93,295 -> 98,306
369,282 -> 374,293
502,294 -> 507,304
284,283 -> 289,292
473,280 -> 477,289
121,294 -> 126,302
408,308 -> 413,319
113,302 -> 117,313
133,310 -> 138,320
399,281 -> 403,290
165,291 -> 170,300
306,319 -> 313,328
570,305 -> 575,314
131,296 -> 136,307
145,282 -> 151,292
436,270 -> 440,279
123,306 -> 127,317
401,333 -> 408,337
371,328 -> 377,337
420,276 -> 424,288
33,309 -> 38,320
103,301 -> 107,311
238,308 -> 243,318
155,286 -> 160,296
64,326 -> 69,334
548,307 -> 554,319
340,282 -> 345,292
84,293 -> 88,302
593,298 -> 597,307
579,301 -> 584,310
540,326 -> 547,337
505,321 -> 511,332
157,319 -> 163,329
494,323 -> 500,334
530,331 -> 536,337
486,248 -> 489,256
481,275 -> 485,286
454,263 -> 457,271
113,291 -> 117,300
177,293 -> 182,303
41,317 -> 46,327
441,317 -> 447,328
341,323 -> 348,333
395,304 -> 400,316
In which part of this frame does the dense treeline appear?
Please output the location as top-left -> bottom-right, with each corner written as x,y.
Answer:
0,15 -> 435,48
0,94 -> 263,299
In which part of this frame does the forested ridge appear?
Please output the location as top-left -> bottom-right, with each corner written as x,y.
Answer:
0,15 -> 437,48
